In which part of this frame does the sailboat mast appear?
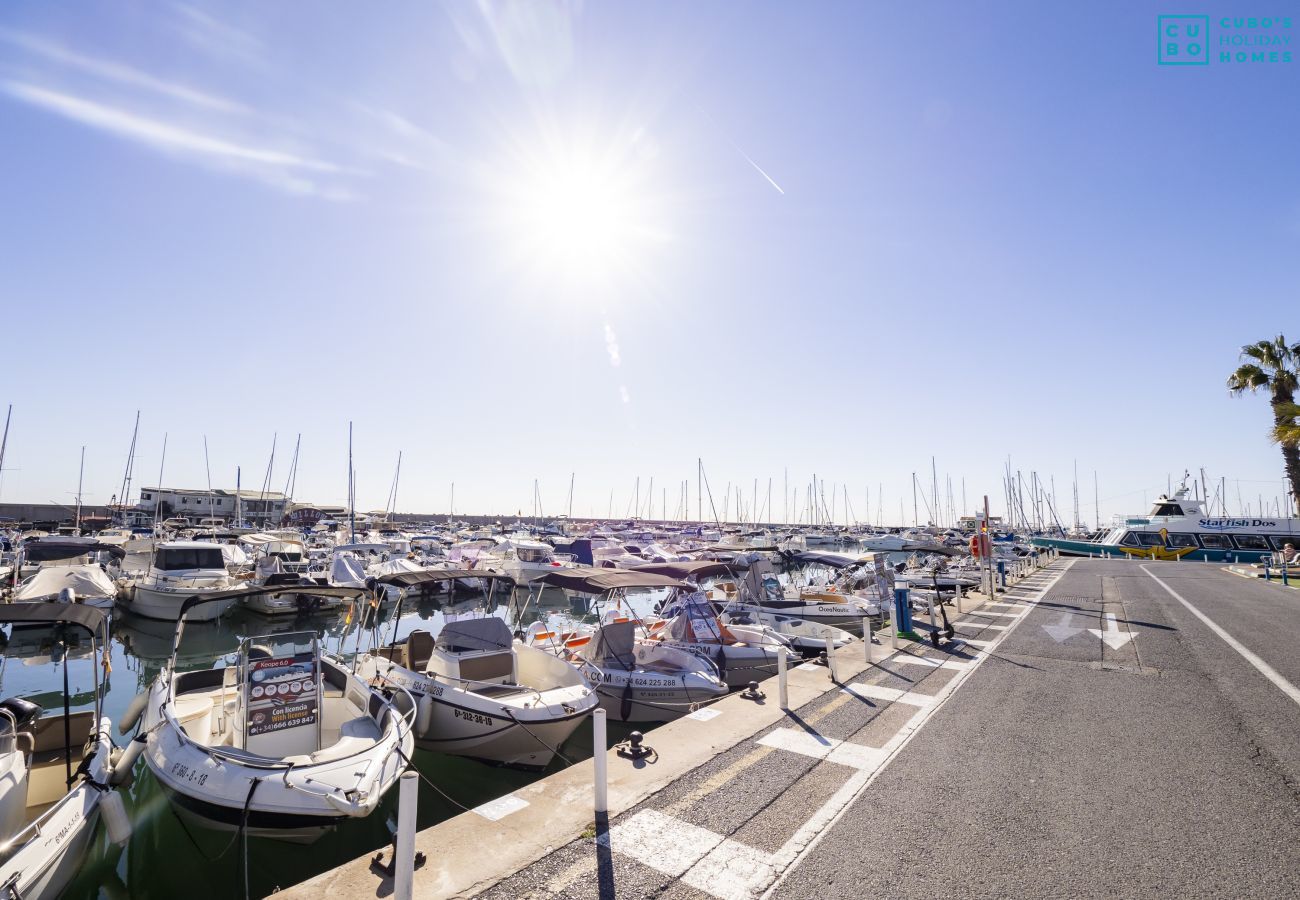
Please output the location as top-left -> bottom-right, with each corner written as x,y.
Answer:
116,410 -> 140,522
74,445 -> 85,532
153,432 -> 167,532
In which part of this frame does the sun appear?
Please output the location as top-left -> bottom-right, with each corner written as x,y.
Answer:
486,124 -> 668,288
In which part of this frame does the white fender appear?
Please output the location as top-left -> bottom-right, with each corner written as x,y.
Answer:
100,789 -> 132,846
110,735 -> 147,787
415,693 -> 434,736
117,692 -> 149,736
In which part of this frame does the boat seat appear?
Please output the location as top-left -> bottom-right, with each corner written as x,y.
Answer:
0,697 -> 43,733
285,716 -> 381,766
407,631 -> 435,672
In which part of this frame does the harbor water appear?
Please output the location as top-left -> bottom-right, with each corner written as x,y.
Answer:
12,582 -> 664,899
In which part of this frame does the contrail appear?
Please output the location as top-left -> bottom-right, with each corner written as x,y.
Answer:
696,103 -> 785,196
736,146 -> 785,195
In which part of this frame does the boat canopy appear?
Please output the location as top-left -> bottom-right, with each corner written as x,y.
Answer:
434,617 -> 513,654
538,566 -> 689,594
377,568 -> 510,588
631,560 -> 736,580
787,551 -> 863,568
22,540 -> 127,563
13,564 -> 118,602
0,601 -> 108,636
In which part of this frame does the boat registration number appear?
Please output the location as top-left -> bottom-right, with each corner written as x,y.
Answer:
169,762 -> 209,786
453,709 -> 494,726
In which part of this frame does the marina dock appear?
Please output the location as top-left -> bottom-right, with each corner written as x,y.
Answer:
282,557 -> 1300,898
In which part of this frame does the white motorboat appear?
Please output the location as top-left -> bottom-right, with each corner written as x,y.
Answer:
126,588 -> 414,835
0,603 -> 130,899
10,563 -> 119,609
359,612 -> 597,769
531,568 -> 728,723
650,590 -> 798,690
494,538 -> 568,585
123,541 -> 237,622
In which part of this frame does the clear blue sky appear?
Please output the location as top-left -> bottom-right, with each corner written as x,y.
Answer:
1,1 -> 1297,524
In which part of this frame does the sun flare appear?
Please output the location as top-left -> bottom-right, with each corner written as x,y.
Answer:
487,126 -> 668,287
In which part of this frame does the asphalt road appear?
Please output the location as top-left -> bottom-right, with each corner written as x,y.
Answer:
477,560 -> 1300,900
775,559 -> 1300,899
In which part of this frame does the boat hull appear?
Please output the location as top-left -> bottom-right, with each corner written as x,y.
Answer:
127,584 -> 237,622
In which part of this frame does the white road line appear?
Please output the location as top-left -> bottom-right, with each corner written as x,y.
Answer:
757,727 -> 887,770
962,610 -> 1022,619
1142,565 -> 1300,707
956,622 -> 1007,631
887,655 -> 970,671
838,682 -> 936,707
755,560 -> 1075,899
600,809 -> 775,900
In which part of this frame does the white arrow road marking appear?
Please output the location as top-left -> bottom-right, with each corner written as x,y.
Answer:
1088,612 -> 1135,650
1042,611 -> 1084,642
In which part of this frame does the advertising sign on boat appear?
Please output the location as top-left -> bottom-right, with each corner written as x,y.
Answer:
246,654 -> 318,737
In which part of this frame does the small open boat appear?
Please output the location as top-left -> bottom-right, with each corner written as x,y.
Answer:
356,569 -> 598,768
125,586 -> 414,836
0,603 -> 131,898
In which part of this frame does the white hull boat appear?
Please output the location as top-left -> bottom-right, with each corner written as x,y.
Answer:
358,617 -> 597,768
0,603 -> 130,899
127,589 -> 414,836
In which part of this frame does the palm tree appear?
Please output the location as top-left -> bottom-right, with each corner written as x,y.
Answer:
1227,335 -> 1300,516
1272,401 -> 1300,449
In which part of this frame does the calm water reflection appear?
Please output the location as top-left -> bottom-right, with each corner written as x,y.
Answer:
25,584 -> 660,900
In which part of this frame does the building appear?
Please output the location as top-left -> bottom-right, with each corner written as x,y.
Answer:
136,487 -> 289,526
283,503 -> 347,528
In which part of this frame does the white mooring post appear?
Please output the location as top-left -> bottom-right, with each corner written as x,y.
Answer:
955,581 -> 963,613
394,770 -> 418,900
777,644 -> 789,709
825,634 -> 836,682
862,617 -> 871,662
593,708 -> 608,813
927,597 -> 937,632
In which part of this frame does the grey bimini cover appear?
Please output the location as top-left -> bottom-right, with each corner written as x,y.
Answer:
586,620 -> 637,671
435,617 -> 513,654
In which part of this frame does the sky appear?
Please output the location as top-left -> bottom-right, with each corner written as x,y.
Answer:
1,1 -> 1297,526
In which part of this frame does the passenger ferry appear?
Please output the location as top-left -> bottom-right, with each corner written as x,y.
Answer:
1032,482 -> 1297,563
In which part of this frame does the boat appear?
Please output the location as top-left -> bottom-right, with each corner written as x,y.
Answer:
650,590 -> 798,689
0,603 -> 130,898
529,568 -> 728,723
493,538 -> 570,584
122,541 -> 238,622
10,563 -> 119,609
357,570 -> 597,768
1032,477 -> 1299,562
127,586 -> 414,835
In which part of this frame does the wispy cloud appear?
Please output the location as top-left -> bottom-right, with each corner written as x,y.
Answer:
3,81 -> 359,199
351,103 -> 450,173
0,28 -> 246,114
171,4 -> 263,64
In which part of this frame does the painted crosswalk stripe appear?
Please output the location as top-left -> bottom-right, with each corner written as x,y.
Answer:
838,682 -> 936,707
757,727 -> 887,770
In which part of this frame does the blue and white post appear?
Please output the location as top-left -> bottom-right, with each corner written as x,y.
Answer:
997,559 -> 1007,589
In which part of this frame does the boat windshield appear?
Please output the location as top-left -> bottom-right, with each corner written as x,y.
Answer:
157,548 -> 226,570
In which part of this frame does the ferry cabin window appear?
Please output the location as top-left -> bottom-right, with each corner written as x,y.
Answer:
1166,533 -> 1198,548
1268,536 -> 1298,551
1135,533 -> 1165,547
1232,535 -> 1270,551
1198,534 -> 1233,550
1153,504 -> 1184,516
1118,532 -> 1141,547
157,548 -> 226,570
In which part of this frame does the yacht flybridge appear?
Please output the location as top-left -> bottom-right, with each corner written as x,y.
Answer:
1034,478 -> 1299,562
